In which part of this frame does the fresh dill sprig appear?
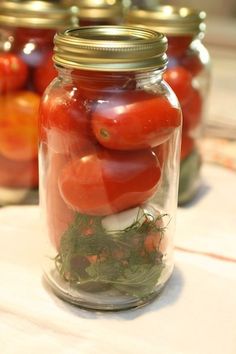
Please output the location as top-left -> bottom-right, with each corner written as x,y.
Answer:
55,208 -> 169,297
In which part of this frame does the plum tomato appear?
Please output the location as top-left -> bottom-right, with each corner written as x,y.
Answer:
167,36 -> 192,57
0,53 -> 28,93
39,86 -> 97,155
163,66 -> 193,105
46,152 -> 74,250
74,70 -> 136,100
34,51 -> 57,94
92,90 -> 181,151
181,135 -> 195,160
58,148 -> 162,216
182,88 -> 202,133
0,153 -> 38,188
0,91 -> 40,161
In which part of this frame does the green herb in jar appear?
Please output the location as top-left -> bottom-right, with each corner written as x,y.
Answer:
55,206 -> 169,298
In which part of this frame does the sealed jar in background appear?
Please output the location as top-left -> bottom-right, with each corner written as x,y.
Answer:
39,26 -> 182,310
0,0 -> 77,205
127,6 -> 211,204
66,0 -> 124,26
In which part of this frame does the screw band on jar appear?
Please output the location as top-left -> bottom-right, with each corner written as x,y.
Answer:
0,0 -> 78,29
126,6 -> 206,36
53,26 -> 168,71
67,0 -> 124,21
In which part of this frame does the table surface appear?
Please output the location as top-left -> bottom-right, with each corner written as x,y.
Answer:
0,163 -> 236,354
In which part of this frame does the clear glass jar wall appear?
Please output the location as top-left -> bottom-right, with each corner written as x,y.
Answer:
166,34 -> 210,204
126,6 -> 211,204
0,0 -> 76,205
39,26 -> 182,310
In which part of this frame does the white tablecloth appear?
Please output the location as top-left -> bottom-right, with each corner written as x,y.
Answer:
0,163 -> 236,354
176,164 -> 236,260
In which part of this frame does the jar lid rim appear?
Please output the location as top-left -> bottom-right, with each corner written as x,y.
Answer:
54,26 -> 168,71
126,5 -> 206,35
69,0 -> 123,19
0,0 -> 78,29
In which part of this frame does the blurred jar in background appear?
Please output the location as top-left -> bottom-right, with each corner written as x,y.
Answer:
0,0 -> 77,205
66,0 -> 124,26
126,6 -> 211,204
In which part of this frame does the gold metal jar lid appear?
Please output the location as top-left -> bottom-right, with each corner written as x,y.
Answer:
0,0 -> 78,29
65,0 -> 123,20
126,6 -> 206,36
54,26 -> 168,71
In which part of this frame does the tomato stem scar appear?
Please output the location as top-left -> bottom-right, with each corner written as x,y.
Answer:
100,128 -> 110,139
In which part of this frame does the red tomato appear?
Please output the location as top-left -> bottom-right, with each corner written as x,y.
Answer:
0,153 -> 38,188
34,52 -> 57,94
0,91 -> 40,161
39,86 -> 97,155
14,28 -> 55,45
58,148 -> 162,216
0,53 -> 28,93
46,152 -> 74,250
182,88 -> 202,133
181,135 -> 195,160
40,86 -> 91,132
164,66 -> 193,104
75,70 -> 136,100
167,36 -> 192,57
92,91 -> 181,151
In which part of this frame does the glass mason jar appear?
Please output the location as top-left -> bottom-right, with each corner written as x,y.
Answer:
66,0 -> 124,26
39,26 -> 182,310
0,0 -> 77,205
126,6 -> 211,205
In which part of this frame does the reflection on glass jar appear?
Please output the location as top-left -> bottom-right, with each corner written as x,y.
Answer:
126,6 -> 211,205
0,0 -> 77,205
39,26 -> 182,310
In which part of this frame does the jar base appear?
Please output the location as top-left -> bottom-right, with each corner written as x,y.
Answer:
43,265 -> 173,311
